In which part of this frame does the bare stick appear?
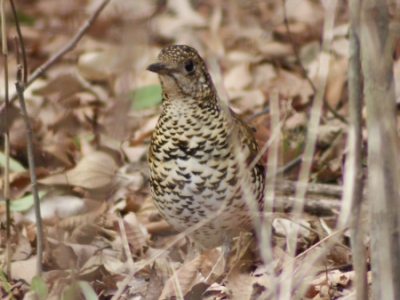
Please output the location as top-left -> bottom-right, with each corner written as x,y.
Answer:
116,212 -> 135,272
338,0 -> 367,298
8,0 -> 27,84
261,91 -> 280,263
361,0 -> 400,298
0,0 -> 111,114
1,0 -> 11,279
14,37 -> 43,275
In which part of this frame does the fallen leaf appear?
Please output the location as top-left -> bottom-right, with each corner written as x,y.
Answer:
39,151 -> 117,189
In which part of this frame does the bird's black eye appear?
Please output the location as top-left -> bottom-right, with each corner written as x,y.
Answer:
185,60 -> 194,72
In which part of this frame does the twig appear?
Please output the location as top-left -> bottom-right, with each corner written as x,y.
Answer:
260,91 -> 280,266
275,154 -> 302,176
14,37 -> 44,275
0,0 -> 111,114
116,212 -> 135,272
246,106 -> 270,121
1,0 -> 11,279
293,226 -> 348,263
281,0 -> 348,124
8,0 -> 27,84
338,0 -> 367,298
361,0 -> 400,298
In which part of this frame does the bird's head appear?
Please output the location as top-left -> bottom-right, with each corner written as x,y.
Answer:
147,45 -> 215,102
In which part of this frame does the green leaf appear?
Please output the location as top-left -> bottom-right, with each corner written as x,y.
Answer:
128,84 -> 162,110
62,282 -> 80,300
31,275 -> 48,300
0,151 -> 25,172
0,270 -> 11,293
10,191 -> 47,212
15,10 -> 36,25
78,281 -> 98,300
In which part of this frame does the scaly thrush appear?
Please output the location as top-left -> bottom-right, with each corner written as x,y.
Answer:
147,45 -> 265,250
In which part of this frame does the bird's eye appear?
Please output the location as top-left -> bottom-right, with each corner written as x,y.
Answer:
185,60 -> 194,72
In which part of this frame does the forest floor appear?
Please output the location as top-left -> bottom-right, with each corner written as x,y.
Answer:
0,0 -> 387,299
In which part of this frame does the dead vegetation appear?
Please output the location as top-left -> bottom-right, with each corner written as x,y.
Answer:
0,0 -> 399,299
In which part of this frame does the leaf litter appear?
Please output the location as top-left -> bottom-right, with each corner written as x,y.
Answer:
0,0 -> 368,299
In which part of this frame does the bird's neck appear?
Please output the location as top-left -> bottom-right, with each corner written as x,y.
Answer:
162,95 -> 220,119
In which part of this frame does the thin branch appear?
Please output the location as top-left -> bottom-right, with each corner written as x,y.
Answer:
0,0 -> 111,114
338,0 -> 367,299
116,212 -> 135,272
361,0 -> 400,298
8,0 -> 27,84
14,36 -> 44,275
276,154 -> 302,175
261,90 -> 280,265
1,0 -> 11,279
9,0 -> 47,276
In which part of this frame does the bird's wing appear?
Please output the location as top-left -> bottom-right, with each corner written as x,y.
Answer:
229,107 -> 265,166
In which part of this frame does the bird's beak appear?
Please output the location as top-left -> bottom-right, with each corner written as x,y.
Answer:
147,62 -> 171,75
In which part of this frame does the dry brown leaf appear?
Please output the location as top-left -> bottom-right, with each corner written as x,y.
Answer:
101,98 -> 131,140
41,133 -> 77,166
11,255 -> 37,282
224,263 -> 256,300
154,0 -> 206,41
143,263 -> 164,300
223,63 -> 252,91
271,69 -> 314,105
39,151 -> 117,189
69,223 -> 104,244
253,64 -> 277,90
77,249 -> 126,278
12,234 -> 32,261
285,112 -> 307,130
102,253 -> 127,274
122,212 -> 148,252
78,47 -> 135,81
311,270 -> 355,299
326,244 -> 352,267
121,145 -> 148,163
49,243 -> 78,270
78,251 -> 104,276
202,282 -> 229,300
257,42 -> 294,58
284,0 -> 324,25
131,115 -> 159,146
33,73 -> 86,103
47,237 -> 118,270
47,112 -> 82,137
26,196 -> 102,222
145,220 -> 173,235
273,218 -> 311,239
325,57 -> 348,109
87,0 -> 156,21
159,254 -> 206,299
57,201 -> 107,232
8,167 -> 49,200
229,90 -> 265,111
317,122 -> 345,148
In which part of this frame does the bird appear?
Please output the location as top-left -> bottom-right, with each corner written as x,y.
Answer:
147,45 -> 265,251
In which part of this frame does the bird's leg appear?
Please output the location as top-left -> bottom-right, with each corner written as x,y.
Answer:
185,237 -> 199,263
221,234 -> 233,272
204,234 -> 233,282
